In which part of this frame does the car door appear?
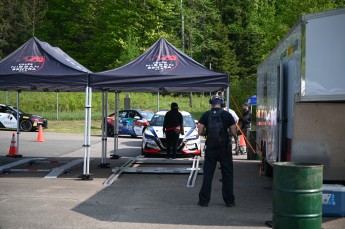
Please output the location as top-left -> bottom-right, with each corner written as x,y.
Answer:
133,111 -> 144,136
125,110 -> 138,135
118,110 -> 129,134
0,106 -> 17,129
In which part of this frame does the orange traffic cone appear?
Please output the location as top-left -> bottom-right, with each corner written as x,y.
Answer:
238,134 -> 246,147
7,133 -> 22,158
36,125 -> 45,142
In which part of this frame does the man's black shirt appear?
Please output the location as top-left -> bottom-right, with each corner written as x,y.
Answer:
163,109 -> 183,130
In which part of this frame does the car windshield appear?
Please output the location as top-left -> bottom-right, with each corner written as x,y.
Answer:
139,111 -> 154,120
150,114 -> 196,127
8,106 -> 23,114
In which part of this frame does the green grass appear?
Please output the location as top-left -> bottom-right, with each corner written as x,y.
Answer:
45,119 -> 102,135
44,111 -> 204,135
1,91 -> 245,134
1,91 -> 213,115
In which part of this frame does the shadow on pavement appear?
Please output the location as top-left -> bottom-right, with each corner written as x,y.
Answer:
71,158 -> 273,227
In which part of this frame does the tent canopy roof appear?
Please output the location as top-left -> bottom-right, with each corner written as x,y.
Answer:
90,38 -> 229,93
0,37 -> 91,92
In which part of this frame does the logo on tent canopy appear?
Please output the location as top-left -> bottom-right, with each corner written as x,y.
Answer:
145,55 -> 178,73
11,56 -> 45,72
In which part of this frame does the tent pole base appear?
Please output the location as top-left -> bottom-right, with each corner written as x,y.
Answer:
6,154 -> 23,158
79,174 -> 93,180
98,163 -> 110,168
110,154 -> 120,159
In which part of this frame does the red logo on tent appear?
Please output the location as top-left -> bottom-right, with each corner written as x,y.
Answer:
159,55 -> 177,61
23,56 -> 45,63
11,56 -> 45,72
146,55 -> 178,73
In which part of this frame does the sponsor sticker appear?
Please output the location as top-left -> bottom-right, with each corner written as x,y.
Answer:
11,56 -> 45,72
145,55 -> 178,73
322,193 -> 336,205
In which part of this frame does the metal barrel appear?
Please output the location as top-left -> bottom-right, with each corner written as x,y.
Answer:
273,162 -> 323,229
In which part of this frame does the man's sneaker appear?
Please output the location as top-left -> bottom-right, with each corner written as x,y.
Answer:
197,201 -> 208,207
226,202 -> 236,207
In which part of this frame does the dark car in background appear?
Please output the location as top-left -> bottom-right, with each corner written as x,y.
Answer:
107,109 -> 154,137
0,104 -> 48,132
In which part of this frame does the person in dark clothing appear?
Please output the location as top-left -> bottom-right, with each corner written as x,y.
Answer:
163,102 -> 184,159
197,97 -> 237,207
239,102 -> 251,140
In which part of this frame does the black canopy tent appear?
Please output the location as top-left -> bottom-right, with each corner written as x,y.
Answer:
0,37 -> 93,179
90,38 -> 229,93
0,37 -> 90,92
90,38 -> 230,165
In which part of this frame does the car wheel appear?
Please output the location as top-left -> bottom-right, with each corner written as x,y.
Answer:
20,120 -> 33,132
141,148 -> 147,157
107,124 -> 114,137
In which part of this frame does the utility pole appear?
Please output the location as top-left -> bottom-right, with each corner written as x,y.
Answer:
33,0 -> 36,36
181,0 -> 185,52
181,0 -> 193,108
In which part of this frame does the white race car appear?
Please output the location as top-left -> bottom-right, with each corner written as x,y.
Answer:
0,104 -> 48,132
142,110 -> 201,157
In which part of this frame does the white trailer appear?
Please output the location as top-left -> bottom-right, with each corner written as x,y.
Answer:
256,7 -> 345,182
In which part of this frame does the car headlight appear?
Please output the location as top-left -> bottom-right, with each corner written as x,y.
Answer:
144,133 -> 155,140
184,134 -> 199,141
30,117 -> 43,122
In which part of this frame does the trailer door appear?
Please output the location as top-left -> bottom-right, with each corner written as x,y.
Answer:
277,62 -> 283,161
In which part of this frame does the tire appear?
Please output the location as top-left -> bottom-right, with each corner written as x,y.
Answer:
239,146 -> 245,155
130,130 -> 137,138
141,148 -> 147,157
235,148 -> 240,155
20,120 -> 33,132
260,141 -> 273,177
107,124 -> 114,137
264,159 -> 273,177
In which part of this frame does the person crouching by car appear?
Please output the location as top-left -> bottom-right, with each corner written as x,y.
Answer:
163,102 -> 184,159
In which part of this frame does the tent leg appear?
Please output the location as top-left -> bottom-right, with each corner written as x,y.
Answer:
81,86 -> 93,180
99,90 -> 110,168
157,92 -> 160,112
15,91 -> 22,158
110,91 -> 120,159
226,86 -> 230,109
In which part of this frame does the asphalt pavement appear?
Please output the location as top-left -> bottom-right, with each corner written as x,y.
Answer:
0,131 -> 344,229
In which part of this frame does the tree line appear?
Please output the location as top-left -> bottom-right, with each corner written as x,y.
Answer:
1,0 -> 344,105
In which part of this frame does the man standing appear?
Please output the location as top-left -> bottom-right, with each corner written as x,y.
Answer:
228,108 -> 239,152
228,108 -> 239,124
197,97 -> 237,207
239,102 -> 251,140
163,102 -> 184,159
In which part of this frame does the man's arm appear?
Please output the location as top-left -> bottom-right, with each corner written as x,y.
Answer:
229,125 -> 237,140
163,114 -> 167,134
198,123 -> 206,136
243,112 -> 251,124
179,113 -> 184,135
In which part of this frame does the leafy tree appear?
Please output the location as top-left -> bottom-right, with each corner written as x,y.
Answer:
112,0 -> 181,67
2,0 -> 345,110
0,0 -> 46,58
